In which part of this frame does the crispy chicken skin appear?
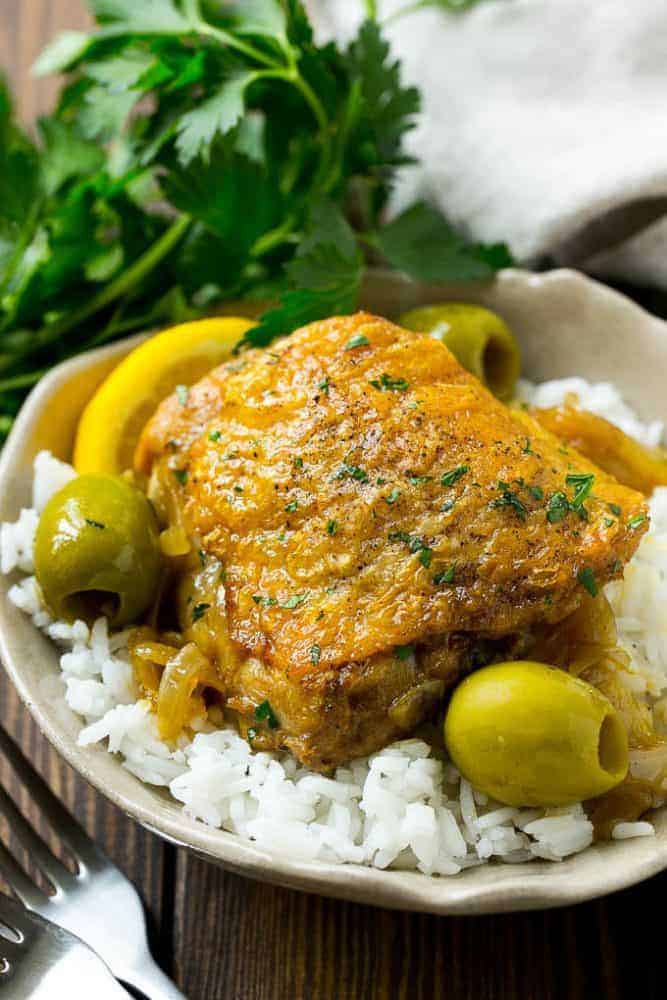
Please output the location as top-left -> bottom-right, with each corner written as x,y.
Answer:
136,313 -> 648,769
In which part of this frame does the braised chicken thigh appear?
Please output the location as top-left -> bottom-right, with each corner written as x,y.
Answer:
136,314 -> 647,769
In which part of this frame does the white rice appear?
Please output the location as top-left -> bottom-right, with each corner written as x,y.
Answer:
2,377 -> 665,875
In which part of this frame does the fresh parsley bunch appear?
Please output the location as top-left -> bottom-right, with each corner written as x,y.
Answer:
0,0 -> 510,441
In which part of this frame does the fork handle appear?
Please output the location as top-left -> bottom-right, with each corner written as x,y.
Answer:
119,953 -> 187,1000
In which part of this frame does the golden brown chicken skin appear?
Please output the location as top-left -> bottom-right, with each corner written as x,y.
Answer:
136,313 -> 648,769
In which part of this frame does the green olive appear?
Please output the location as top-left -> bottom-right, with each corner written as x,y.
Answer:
34,475 -> 162,626
444,661 -> 628,807
399,303 -> 521,401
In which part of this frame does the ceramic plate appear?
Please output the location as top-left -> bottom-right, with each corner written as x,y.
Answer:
2,268 -> 666,915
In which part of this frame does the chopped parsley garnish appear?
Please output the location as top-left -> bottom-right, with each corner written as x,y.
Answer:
284,500 -> 299,513
310,644 -> 321,666
252,594 -> 277,608
388,530 -> 411,544
609,503 -> 622,517
441,499 -> 456,513
247,728 -> 257,741
408,474 -> 432,486
176,384 -> 189,406
603,517 -> 615,528
395,644 -> 415,661
441,465 -> 469,487
294,457 -> 303,469
318,377 -> 330,395
577,567 -> 598,598
344,334 -> 370,351
369,373 -> 409,392
384,487 -> 401,505
281,593 -> 308,609
254,700 -> 279,730
208,430 -> 222,442
523,438 -> 534,454
628,513 -> 647,530
198,549 -> 207,567
433,565 -> 456,585
528,485 -> 544,501
192,602 -> 210,623
389,531 -> 433,566
85,518 -> 105,530
546,491 -> 570,524
418,547 -> 433,568
566,472 -> 595,508
335,462 -> 369,483
490,482 -> 528,520
234,485 -> 244,494
173,468 -> 188,485
327,519 -> 338,536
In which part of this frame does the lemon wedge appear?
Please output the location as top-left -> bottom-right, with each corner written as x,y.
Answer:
73,317 -> 254,475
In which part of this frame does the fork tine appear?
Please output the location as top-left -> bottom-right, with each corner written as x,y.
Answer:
0,727 -> 108,872
0,840 -> 46,911
0,784 -> 77,893
0,892 -> 37,939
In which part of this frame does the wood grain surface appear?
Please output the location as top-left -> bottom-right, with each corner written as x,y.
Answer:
0,3 -> 664,997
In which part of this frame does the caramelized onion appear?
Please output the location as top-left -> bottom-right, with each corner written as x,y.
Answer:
156,642 -> 224,740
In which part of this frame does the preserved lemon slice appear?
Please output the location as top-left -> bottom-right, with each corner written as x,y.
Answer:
73,317 -> 254,475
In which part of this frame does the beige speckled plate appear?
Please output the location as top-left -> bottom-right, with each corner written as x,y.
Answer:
2,268 -> 666,915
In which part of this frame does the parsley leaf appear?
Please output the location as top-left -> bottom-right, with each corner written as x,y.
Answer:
281,593 -> 308,609
547,492 -> 570,524
376,202 -> 512,282
441,465 -> 468,487
88,0 -> 189,33
192,602 -> 211,623
433,565 -> 456,585
384,487 -> 401,505
577,567 -> 598,598
369,373 -> 409,391
566,472 -> 595,509
175,74 -> 256,166
344,20 -> 420,176
345,334 -> 370,350
247,200 -> 363,346
335,462 -> 369,483
490,482 -> 528,520
254,699 -> 279,729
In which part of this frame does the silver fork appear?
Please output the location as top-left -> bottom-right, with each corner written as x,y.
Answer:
0,725 -> 185,999
0,892 -> 129,997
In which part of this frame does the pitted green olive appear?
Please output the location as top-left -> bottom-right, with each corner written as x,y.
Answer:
34,475 -> 162,626
444,661 -> 629,807
399,303 -> 521,401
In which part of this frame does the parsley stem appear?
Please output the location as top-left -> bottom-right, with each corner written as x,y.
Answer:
384,1 -> 430,24
251,214 -> 298,258
26,215 -> 191,347
285,67 -> 332,191
365,0 -> 379,18
0,369 -> 46,393
183,0 -> 278,69
0,198 -> 44,324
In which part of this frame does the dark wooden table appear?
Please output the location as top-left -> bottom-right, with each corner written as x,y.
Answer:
1,3 -> 664,997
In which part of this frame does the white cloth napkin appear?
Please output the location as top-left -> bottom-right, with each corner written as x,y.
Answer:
311,0 -> 667,287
